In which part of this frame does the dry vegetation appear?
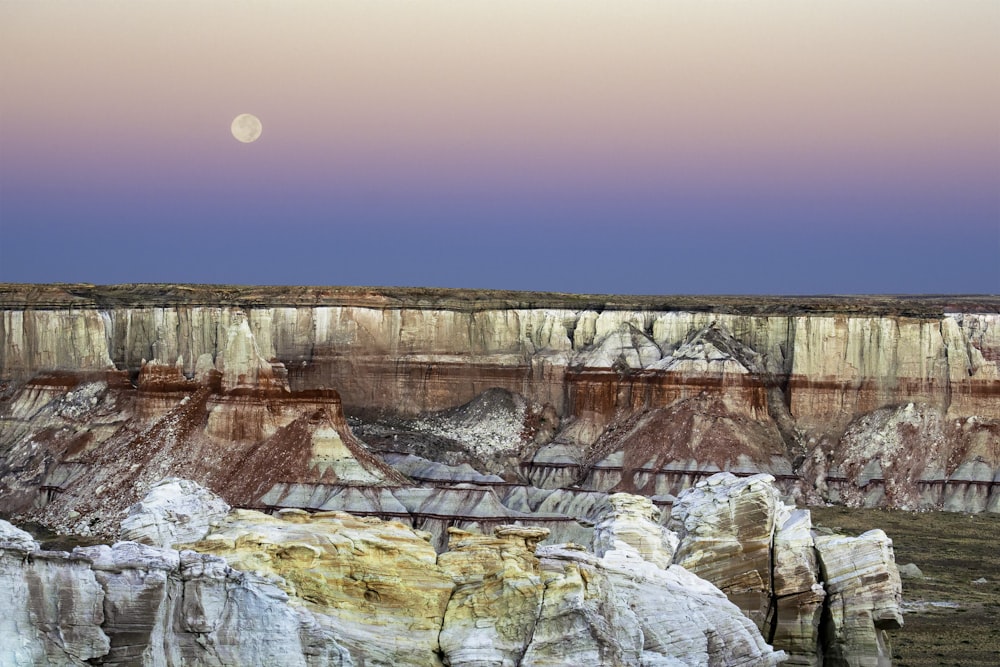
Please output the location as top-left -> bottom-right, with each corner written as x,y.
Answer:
810,506 -> 1000,667
1,283 -> 998,315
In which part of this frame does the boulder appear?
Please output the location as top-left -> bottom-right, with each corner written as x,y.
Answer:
525,544 -> 786,666
120,477 -> 231,548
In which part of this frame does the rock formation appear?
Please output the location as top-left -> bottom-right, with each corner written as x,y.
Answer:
592,492 -> 678,567
0,285 -> 984,664
2,478 -> 802,666
0,518 -> 347,666
119,477 -> 231,547
813,530 -> 903,667
1,473 -> 906,665
670,473 -> 783,631
668,472 -> 902,666
0,307 -> 404,538
2,286 -> 996,518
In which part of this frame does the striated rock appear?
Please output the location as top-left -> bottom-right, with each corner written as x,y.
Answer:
135,359 -> 198,421
651,323 -> 752,376
568,394 -> 788,498
592,492 -> 678,568
0,308 -> 115,380
772,509 -> 825,666
2,517 -> 348,667
190,508 -> 454,665
3,289 -> 1000,517
4,284 -> 982,664
0,520 -> 110,665
574,321 -> 662,369
2,471 -> 917,666
381,452 -> 505,484
0,317 -> 404,537
1,521 -> 347,666
814,530 -> 903,667
437,526 -> 549,666
669,472 -> 781,630
256,480 -> 582,553
82,542 -> 347,667
120,477 -> 231,548
667,473 -> 902,667
215,314 -> 284,394
526,544 -> 786,666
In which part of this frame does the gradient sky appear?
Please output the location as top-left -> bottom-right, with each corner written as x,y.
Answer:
1,1 -> 998,294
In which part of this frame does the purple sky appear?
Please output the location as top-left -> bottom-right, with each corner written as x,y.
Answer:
1,2 -> 998,294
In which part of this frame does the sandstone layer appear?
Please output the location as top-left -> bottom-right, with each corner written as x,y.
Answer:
2,285 -> 997,518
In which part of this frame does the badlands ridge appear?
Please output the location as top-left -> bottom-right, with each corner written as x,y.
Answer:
1,284 -> 998,665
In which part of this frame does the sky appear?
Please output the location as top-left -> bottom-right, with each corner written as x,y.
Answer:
1,1 -> 998,294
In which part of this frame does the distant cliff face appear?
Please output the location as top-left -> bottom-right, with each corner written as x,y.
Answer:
3,291 -> 997,417
1,285 -> 998,525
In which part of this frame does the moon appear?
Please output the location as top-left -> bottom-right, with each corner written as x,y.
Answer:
231,113 -> 262,143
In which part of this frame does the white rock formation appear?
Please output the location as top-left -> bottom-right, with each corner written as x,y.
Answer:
85,542 -> 348,666
0,518 -> 348,666
0,520 -> 110,666
772,508 -> 825,666
119,477 -> 231,548
592,492 -> 678,568
574,322 -> 663,369
814,530 -> 903,667
668,472 -> 903,666
526,545 -> 785,666
4,478 -> 794,666
669,473 -> 782,630
3,473 -> 915,666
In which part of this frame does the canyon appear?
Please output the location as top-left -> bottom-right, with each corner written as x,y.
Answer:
0,284 -> 998,665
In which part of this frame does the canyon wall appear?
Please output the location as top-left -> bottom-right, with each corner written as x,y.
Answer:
1,286 -> 998,515
0,285 -> 991,664
3,290 -> 997,420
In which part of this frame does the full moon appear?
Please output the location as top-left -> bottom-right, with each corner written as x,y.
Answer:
231,113 -> 262,143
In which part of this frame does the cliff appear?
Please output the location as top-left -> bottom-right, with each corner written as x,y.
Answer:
2,284 -> 998,519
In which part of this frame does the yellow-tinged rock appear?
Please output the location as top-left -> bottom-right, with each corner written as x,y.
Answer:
187,508 -> 454,667
437,526 -> 549,666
